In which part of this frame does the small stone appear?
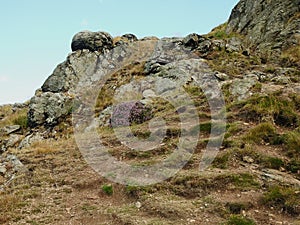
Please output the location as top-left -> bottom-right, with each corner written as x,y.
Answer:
0,166 -> 7,175
214,72 -> 229,81
242,210 -> 246,216
243,156 -> 255,163
135,201 -> 142,209
143,89 -> 156,98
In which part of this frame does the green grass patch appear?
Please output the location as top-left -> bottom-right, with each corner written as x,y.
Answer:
283,130 -> 300,158
225,215 -> 256,225
261,185 -> 300,215
242,122 -> 282,145
261,156 -> 285,170
102,184 -> 113,196
234,94 -> 299,127
230,173 -> 259,189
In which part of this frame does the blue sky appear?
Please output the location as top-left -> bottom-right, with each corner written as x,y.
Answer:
0,0 -> 239,105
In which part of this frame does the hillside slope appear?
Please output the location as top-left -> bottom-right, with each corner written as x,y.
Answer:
0,0 -> 299,224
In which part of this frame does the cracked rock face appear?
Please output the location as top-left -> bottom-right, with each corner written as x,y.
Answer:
226,0 -> 300,52
28,49 -> 99,127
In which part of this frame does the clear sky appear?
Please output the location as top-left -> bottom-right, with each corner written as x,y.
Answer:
0,0 -> 239,105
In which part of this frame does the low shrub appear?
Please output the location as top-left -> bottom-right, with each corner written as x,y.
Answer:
110,101 -> 152,127
102,184 -> 113,196
226,215 -> 256,225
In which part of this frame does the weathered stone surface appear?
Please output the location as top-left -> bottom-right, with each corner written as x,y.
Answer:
183,33 -> 206,50
144,37 -> 194,75
226,0 -> 300,52
71,31 -> 113,52
98,106 -> 113,127
6,134 -> 23,149
18,133 -> 43,149
29,49 -> 99,126
196,40 -> 212,55
42,50 -> 98,93
231,74 -> 259,101
0,154 -> 26,191
225,37 -> 243,53
28,92 -> 73,126
3,125 -> 21,135
214,72 -> 229,81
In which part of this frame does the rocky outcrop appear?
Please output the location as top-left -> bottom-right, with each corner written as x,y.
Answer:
226,0 -> 300,52
29,44 -> 100,126
28,0 -> 300,127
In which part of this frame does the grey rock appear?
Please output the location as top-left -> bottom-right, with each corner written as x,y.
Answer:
144,61 -> 162,75
0,166 -> 6,175
271,75 -> 291,85
42,50 -> 98,93
260,169 -> 300,187
142,89 -> 156,99
226,0 -> 300,52
98,106 -> 113,127
231,74 -> 259,101
144,38 -> 196,75
28,92 -> 73,126
71,31 -> 113,52
3,125 -> 21,135
6,155 -> 24,169
183,33 -> 206,49
155,78 -> 177,94
0,154 -> 26,191
249,71 -> 269,82
225,37 -> 243,53
211,39 -> 226,50
293,85 -> 300,93
18,133 -> 43,149
214,72 -> 229,81
30,49 -> 99,127
196,40 -> 212,55
6,134 -> 23,148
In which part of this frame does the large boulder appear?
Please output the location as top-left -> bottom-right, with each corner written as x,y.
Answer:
71,31 -> 113,52
226,0 -> 300,52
